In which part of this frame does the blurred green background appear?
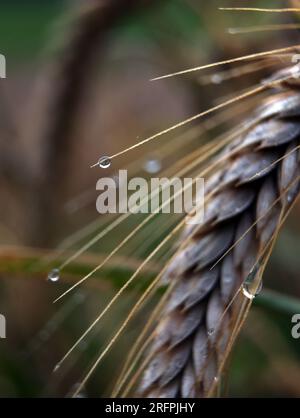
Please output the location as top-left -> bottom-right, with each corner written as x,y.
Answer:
0,0 -> 300,397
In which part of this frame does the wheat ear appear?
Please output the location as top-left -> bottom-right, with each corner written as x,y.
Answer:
136,68 -> 300,397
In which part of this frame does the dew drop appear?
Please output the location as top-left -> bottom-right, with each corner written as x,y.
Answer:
47,268 -> 60,283
207,328 -> 215,336
70,383 -> 86,398
287,192 -> 294,203
242,262 -> 263,300
211,74 -> 223,84
53,364 -> 60,373
98,156 -> 111,169
144,157 -> 162,174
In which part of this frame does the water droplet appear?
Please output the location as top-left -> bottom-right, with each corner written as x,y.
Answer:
207,328 -> 215,336
98,156 -> 111,169
211,74 -> 223,84
214,376 -> 219,383
242,262 -> 263,300
53,364 -> 60,373
287,191 -> 294,203
69,383 -> 86,398
47,268 -> 60,283
144,157 -> 162,174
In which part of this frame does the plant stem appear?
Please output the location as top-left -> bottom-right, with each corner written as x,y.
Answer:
255,289 -> 300,315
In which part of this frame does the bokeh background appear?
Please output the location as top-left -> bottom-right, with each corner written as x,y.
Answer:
0,0 -> 300,397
